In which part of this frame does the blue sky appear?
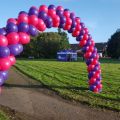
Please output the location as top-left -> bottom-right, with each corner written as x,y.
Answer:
0,0 -> 120,44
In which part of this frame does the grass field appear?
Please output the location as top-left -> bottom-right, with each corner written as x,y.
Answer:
13,57 -> 120,111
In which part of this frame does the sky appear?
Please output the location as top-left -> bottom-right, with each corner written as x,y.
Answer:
0,0 -> 120,44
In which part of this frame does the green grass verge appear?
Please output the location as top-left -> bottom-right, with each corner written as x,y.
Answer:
14,57 -> 120,111
0,109 -> 10,120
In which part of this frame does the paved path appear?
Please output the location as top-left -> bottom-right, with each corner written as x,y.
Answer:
0,68 -> 120,120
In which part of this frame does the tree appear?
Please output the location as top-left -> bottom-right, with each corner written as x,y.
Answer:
107,29 -> 120,58
20,32 -> 61,58
57,28 -> 70,50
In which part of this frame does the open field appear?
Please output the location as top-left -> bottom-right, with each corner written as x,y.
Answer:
13,57 -> 120,111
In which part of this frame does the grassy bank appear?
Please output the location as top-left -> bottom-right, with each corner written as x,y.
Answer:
0,109 -> 10,120
13,57 -> 120,111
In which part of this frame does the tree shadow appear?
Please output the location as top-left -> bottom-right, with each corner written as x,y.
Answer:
2,83 -> 88,91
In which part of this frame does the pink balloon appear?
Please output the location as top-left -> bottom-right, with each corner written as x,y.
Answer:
63,25 -> 71,30
72,30 -> 80,37
56,6 -> 64,11
0,35 -> 8,46
7,32 -> 19,44
79,40 -> 87,47
66,18 -> 72,25
53,15 -> 60,24
94,88 -> 98,92
75,17 -> 81,24
0,87 -> 1,93
36,19 -> 46,31
84,28 -> 89,34
39,5 -> 48,13
7,55 -> 16,65
53,23 -> 59,27
63,11 -> 70,18
96,84 -> 102,89
28,15 -> 38,26
0,58 -> 11,70
18,32 -> 30,44
7,18 -> 18,25
17,14 -> 28,23
47,9 -> 56,19
30,6 -> 39,11
90,40 -> 95,46
71,12 -> 76,17
75,24 -> 82,31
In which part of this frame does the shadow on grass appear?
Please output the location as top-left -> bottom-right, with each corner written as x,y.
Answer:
16,58 -> 120,64
2,83 -> 87,91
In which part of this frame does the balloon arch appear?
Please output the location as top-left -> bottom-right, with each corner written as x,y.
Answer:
0,5 -> 102,93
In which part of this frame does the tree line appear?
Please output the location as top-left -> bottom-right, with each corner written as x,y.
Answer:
107,29 -> 120,58
19,28 -> 70,58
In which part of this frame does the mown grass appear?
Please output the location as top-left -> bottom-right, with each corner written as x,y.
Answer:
14,57 -> 120,111
0,109 -> 10,120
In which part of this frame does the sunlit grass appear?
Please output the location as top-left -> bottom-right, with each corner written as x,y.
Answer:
14,57 -> 120,111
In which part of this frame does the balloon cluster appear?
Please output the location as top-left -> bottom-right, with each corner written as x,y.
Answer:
78,26 -> 102,93
0,4 -> 102,93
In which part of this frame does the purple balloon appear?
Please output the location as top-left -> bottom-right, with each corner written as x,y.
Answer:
38,11 -> 47,21
93,66 -> 99,71
96,77 -> 102,81
94,81 -> 100,85
64,9 -> 70,12
68,27 -> 75,33
58,23 -> 65,28
89,86 -> 93,91
82,46 -> 89,53
70,14 -> 76,20
92,47 -> 97,53
44,16 -> 53,26
76,35 -> 83,41
19,11 -> 28,16
89,53 -> 96,59
88,34 -> 92,40
80,22 -> 85,28
8,44 -> 20,56
16,43 -> 23,53
6,23 -> 18,33
89,71 -> 96,77
56,9 -> 63,18
71,20 -> 77,28
96,61 -> 100,67
48,5 -> 56,10
46,23 -> 53,28
86,58 -> 93,66
18,22 -> 29,33
0,28 -> 7,36
89,85 -> 96,91
27,25 -> 38,36
98,88 -> 102,92
79,29 -> 85,36
0,75 -> 4,86
60,16 -> 66,24
0,46 -> 10,58
84,40 -> 91,47
0,70 -> 8,80
28,7 -> 38,17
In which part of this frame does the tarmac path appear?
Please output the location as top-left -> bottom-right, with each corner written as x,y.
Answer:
0,67 -> 120,120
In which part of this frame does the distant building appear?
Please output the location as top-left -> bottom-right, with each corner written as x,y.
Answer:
70,42 -> 107,57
